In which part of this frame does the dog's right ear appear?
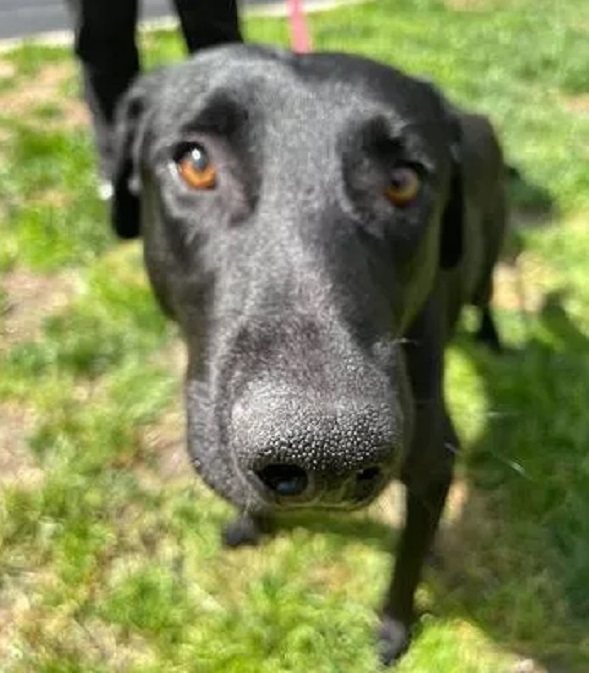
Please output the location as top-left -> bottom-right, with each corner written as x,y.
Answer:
111,71 -> 163,239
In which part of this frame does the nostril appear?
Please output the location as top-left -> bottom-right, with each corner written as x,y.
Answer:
354,466 -> 383,501
255,464 -> 309,498
356,466 -> 382,483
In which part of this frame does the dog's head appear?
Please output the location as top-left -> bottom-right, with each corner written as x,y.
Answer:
112,45 -> 463,511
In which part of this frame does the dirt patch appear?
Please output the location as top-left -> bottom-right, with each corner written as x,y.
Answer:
0,599 -> 158,672
137,341 -> 190,484
0,62 -> 88,129
0,403 -> 41,488
0,268 -> 77,350
140,406 -> 191,484
493,258 -> 546,314
0,584 -> 36,664
58,94 -> 89,130
0,57 -> 16,80
33,187 -> 74,209
370,481 -> 405,528
74,618 -> 159,671
0,266 -> 69,484
563,94 -> 589,116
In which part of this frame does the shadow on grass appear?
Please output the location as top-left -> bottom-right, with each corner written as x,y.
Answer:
508,165 -> 558,226
270,509 -> 396,552
506,167 -> 559,261
434,295 -> 589,672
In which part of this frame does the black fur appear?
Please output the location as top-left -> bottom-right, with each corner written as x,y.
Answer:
112,45 -> 507,666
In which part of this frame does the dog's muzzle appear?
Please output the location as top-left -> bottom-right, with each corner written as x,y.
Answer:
230,390 -> 402,509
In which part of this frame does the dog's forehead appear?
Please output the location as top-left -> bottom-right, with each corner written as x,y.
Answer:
155,46 -> 446,140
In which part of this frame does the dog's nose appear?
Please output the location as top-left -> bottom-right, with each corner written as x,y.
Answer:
231,390 -> 401,508
252,460 -> 387,506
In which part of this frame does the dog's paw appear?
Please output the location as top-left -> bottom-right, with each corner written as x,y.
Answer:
376,616 -> 411,668
221,515 -> 273,549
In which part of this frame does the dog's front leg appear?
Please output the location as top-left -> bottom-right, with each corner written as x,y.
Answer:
377,471 -> 452,666
377,294 -> 455,666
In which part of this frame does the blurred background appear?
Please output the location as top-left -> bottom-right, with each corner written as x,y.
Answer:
0,1 -> 588,672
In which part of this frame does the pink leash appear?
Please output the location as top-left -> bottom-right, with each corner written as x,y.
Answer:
287,0 -> 312,53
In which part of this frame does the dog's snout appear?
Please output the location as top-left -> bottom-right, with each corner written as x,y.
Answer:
233,392 -> 400,508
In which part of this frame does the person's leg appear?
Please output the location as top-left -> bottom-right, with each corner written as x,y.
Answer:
65,0 -> 140,184
172,0 -> 242,53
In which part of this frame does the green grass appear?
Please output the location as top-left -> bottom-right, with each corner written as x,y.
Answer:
1,1 -> 588,671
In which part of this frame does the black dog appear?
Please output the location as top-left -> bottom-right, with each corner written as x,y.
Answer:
111,44 -> 507,666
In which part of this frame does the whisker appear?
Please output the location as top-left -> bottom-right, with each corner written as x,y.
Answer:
484,409 -> 521,419
444,441 -> 460,455
393,337 -> 419,346
485,450 -> 531,479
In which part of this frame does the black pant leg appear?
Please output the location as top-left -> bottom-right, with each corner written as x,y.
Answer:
66,0 -> 140,180
172,0 -> 242,53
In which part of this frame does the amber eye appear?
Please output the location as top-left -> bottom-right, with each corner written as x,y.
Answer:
386,166 -> 421,207
176,144 -> 217,190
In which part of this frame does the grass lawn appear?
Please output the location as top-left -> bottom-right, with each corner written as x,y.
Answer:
1,0 -> 589,671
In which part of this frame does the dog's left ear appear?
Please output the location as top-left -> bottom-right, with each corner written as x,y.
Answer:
439,112 -> 464,270
111,70 -> 163,239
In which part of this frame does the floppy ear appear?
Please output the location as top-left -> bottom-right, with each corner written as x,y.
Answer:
439,114 -> 464,270
111,71 -> 163,239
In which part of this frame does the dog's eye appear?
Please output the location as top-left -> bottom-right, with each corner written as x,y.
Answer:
176,144 -> 217,190
386,166 -> 420,207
